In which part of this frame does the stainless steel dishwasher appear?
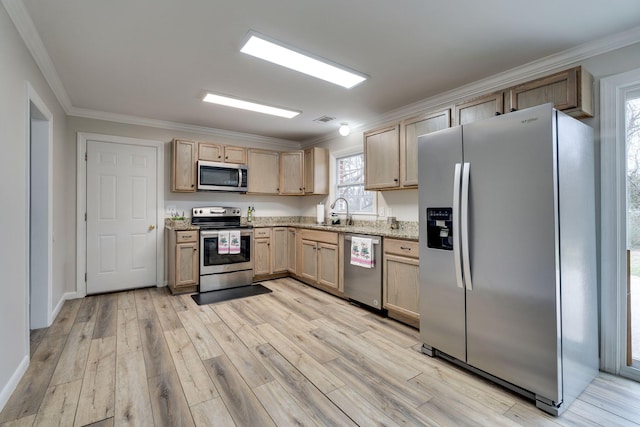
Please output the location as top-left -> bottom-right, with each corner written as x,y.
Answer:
343,233 -> 383,310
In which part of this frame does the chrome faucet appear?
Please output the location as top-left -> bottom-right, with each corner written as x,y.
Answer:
330,197 -> 353,225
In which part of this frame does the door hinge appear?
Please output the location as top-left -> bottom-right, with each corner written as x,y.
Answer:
84,212 -> 87,221
84,272 -> 87,282
85,152 -> 87,161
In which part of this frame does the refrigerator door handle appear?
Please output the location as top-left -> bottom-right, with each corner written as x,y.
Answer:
453,163 -> 464,289
461,162 -> 473,291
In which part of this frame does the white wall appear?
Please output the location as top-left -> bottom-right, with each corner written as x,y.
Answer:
0,4 -> 68,409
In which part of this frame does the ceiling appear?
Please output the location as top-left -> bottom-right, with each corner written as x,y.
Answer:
16,0 -> 640,142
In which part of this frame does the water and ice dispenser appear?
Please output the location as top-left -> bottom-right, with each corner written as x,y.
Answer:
426,208 -> 453,250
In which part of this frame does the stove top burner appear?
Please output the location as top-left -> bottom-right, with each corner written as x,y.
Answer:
192,206 -> 244,229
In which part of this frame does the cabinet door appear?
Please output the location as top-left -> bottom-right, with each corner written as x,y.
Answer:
508,66 -> 593,118
364,125 -> 400,190
198,142 -> 223,161
224,146 -> 247,164
454,92 -> 503,125
172,139 -> 197,192
279,151 -> 304,195
317,243 -> 339,289
287,228 -> 297,274
176,242 -> 198,286
254,238 -> 271,276
272,227 -> 288,273
300,239 -> 318,282
400,110 -> 451,187
248,149 -> 280,194
383,254 -> 420,322
304,147 -> 329,195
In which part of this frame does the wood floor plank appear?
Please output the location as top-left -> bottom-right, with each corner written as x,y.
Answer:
503,402 -> 564,426
557,398 -> 638,427
92,294 -> 118,340
326,356 -> 436,426
203,354 -> 275,427
189,398 -> 236,427
163,328 -> 218,406
116,307 -> 140,355
74,336 -> 116,427
227,299 -> 269,326
255,322 -> 344,394
47,298 -> 82,337
114,350 -> 153,426
0,333 -> 66,423
32,379 -> 82,427
150,288 -> 183,331
29,328 -> 47,358
212,303 -> 267,349
205,320 -> 274,389
147,369 -> 195,427
75,296 -> 100,324
176,310 -> 224,360
117,291 -> 136,310
84,417 -> 114,426
253,380 -> 321,427
50,321 -> 95,385
326,385 -> 400,427
138,317 -> 175,379
0,415 -> 36,427
134,288 -> 156,320
167,293 -> 194,313
254,343 -> 356,426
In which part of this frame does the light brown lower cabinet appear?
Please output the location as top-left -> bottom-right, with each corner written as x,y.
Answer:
166,228 -> 199,294
383,238 -> 420,328
253,227 -> 288,279
297,229 -> 341,293
287,228 -> 297,274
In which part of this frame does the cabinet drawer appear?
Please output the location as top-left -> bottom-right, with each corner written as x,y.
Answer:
254,228 -> 271,238
299,229 -> 338,245
177,230 -> 198,243
384,238 -> 419,258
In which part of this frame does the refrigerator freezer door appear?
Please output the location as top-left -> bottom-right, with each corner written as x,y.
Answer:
418,126 -> 466,361
463,105 -> 561,403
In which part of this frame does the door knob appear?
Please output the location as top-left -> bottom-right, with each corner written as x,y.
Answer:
148,225 -> 156,231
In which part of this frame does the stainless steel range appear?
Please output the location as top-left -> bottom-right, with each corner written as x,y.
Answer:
192,206 -> 253,292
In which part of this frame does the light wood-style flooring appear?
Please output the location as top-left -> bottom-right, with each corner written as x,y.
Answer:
1,278 -> 639,426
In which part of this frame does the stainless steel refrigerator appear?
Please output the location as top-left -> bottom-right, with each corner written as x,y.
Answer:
418,103 -> 598,416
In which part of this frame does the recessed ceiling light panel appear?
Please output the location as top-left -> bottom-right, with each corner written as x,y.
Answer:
241,31 -> 367,89
202,93 -> 300,118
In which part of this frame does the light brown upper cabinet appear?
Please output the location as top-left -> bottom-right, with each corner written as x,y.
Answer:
171,139 -> 197,192
279,151 -> 305,195
364,124 -> 400,190
304,147 -> 329,195
198,142 -> 247,164
454,92 -> 504,125
247,149 -> 280,194
508,66 -> 593,118
400,109 -> 451,187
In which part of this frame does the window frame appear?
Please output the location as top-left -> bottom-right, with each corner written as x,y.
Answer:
334,151 -> 376,216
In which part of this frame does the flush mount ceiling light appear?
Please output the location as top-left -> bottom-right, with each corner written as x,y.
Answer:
339,123 -> 351,136
202,93 -> 300,118
240,31 -> 367,89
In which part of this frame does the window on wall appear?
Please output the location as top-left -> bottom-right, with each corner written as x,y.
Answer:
335,153 -> 375,214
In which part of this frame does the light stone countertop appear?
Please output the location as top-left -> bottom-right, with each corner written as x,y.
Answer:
164,216 -> 419,240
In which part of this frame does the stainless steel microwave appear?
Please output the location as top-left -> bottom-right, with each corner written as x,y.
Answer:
197,160 -> 248,192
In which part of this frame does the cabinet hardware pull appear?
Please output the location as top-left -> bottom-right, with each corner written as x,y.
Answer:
400,246 -> 411,250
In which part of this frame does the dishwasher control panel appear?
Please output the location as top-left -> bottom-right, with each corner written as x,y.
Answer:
426,207 -> 453,250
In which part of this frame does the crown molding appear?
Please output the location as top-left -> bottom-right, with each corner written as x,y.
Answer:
68,106 -> 301,149
303,25 -> 640,146
2,0 -> 72,112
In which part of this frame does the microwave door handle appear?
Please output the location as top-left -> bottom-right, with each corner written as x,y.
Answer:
238,169 -> 243,188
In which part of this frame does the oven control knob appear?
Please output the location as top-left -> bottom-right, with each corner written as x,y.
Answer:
199,209 -> 203,214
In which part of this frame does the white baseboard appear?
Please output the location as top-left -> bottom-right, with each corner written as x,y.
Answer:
50,291 -> 78,324
0,355 -> 29,413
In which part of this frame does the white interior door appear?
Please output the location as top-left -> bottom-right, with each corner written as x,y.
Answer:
86,140 -> 158,294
